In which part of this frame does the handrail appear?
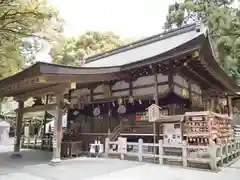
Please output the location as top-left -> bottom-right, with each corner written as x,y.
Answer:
111,125 -> 120,134
109,125 -> 120,141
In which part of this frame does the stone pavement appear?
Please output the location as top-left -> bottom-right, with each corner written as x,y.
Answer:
0,146 -> 240,180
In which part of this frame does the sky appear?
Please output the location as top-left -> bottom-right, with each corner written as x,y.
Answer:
37,0 -> 175,63
35,0 -> 240,63
48,0 -> 175,38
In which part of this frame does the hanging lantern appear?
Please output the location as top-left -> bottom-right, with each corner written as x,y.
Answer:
128,96 -> 134,104
93,107 -> 101,117
118,105 -> 126,114
118,98 -> 123,105
181,88 -> 188,97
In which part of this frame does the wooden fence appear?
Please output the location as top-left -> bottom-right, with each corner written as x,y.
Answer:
21,136 -> 83,158
21,136 -> 52,150
104,137 -> 240,170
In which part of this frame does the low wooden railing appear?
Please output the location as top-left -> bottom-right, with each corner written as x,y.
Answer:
61,141 -> 83,158
21,136 -> 52,150
21,136 -> 83,158
104,137 -> 240,170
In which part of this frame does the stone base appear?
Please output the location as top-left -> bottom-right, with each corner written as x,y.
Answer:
49,158 -> 62,166
10,153 -> 22,159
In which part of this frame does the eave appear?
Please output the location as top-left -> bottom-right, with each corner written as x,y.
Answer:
0,62 -> 124,97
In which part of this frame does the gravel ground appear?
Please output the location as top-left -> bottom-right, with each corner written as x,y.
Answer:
0,146 -> 240,180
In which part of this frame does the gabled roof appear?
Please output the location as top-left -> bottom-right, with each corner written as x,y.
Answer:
83,23 -> 206,67
0,23 -> 239,97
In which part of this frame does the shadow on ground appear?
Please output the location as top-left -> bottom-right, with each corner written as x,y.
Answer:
0,146 -> 240,180
0,147 -> 52,170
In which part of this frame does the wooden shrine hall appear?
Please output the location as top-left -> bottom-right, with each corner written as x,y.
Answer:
0,23 -> 239,164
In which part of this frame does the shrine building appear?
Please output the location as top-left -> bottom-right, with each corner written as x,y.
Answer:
0,23 -> 239,163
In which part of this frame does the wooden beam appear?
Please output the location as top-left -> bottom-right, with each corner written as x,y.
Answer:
15,83 -> 76,99
42,73 -> 127,84
15,104 -> 57,113
0,76 -> 48,94
182,65 -> 219,90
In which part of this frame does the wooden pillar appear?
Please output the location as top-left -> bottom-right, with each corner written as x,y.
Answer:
67,90 -> 73,129
210,98 -> 215,112
42,95 -> 49,135
168,61 -> 175,115
50,94 -> 64,165
151,65 -> 160,146
188,81 -> 192,111
11,100 -> 24,158
227,96 -> 233,118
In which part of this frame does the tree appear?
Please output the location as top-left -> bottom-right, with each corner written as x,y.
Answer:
50,31 -> 130,66
0,0 -> 63,79
164,0 -> 240,82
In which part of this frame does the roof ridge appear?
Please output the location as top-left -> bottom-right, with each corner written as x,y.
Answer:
85,23 -> 199,64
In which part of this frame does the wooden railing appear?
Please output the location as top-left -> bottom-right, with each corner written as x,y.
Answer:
109,125 -> 120,141
104,137 -> 240,170
21,136 -> 83,158
21,136 -> 52,150
61,141 -> 83,158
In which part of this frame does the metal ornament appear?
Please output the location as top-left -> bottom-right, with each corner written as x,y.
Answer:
93,107 -> 101,116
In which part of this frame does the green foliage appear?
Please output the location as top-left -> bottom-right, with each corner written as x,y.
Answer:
50,31 -> 131,66
0,0 -> 63,79
164,0 -> 240,82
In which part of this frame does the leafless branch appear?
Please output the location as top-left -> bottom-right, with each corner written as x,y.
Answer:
0,8 -> 13,20
0,20 -> 28,29
0,28 -> 50,41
